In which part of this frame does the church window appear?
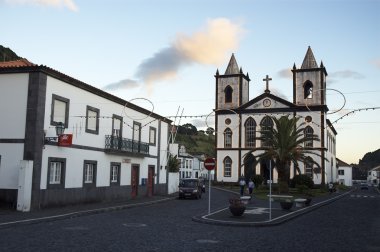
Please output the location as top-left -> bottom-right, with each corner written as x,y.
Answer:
223,157 -> 232,177
245,117 -> 256,148
304,81 -> 313,99
304,157 -> 313,178
224,85 -> 233,103
260,116 -> 273,147
304,126 -> 314,147
224,128 -> 232,148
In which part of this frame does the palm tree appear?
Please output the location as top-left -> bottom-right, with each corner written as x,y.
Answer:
249,115 -> 323,192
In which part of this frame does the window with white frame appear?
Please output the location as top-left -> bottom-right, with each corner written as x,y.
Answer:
86,106 -> 99,134
224,157 -> 232,177
305,158 -> 313,178
149,127 -> 156,146
224,128 -> 232,148
112,115 -> 122,137
245,117 -> 256,148
260,116 -> 273,147
338,170 -> 344,175
110,163 -> 120,185
47,157 -> 66,188
133,121 -> 141,142
49,162 -> 62,184
51,94 -> 69,127
83,161 -> 97,185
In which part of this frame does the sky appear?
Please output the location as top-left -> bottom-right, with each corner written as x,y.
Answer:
1,0 -> 379,164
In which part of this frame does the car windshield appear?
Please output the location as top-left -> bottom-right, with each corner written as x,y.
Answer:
180,180 -> 197,187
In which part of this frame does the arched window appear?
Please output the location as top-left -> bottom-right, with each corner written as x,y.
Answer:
304,157 -> 313,178
223,156 -> 232,177
245,117 -> 256,148
224,128 -> 232,148
304,126 -> 314,147
304,80 -> 313,99
260,116 -> 273,147
225,85 -> 233,103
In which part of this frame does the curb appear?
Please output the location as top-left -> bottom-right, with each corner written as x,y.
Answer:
0,197 -> 175,229
192,190 -> 353,227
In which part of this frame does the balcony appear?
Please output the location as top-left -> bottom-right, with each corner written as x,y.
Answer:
104,135 -> 149,156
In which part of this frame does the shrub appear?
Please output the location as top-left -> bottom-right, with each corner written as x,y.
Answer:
291,174 -> 314,189
252,175 -> 264,187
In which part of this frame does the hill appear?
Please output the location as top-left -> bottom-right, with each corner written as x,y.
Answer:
0,45 -> 21,61
174,131 -> 215,158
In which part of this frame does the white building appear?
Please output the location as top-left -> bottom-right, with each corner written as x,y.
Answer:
214,47 -> 337,185
337,158 -> 353,186
367,166 -> 380,186
0,59 -> 171,211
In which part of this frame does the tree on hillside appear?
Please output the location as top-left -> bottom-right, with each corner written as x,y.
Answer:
177,123 -> 198,135
246,115 -> 323,193
206,127 -> 215,136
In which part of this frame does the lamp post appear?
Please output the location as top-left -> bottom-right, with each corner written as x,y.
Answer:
45,122 -> 65,144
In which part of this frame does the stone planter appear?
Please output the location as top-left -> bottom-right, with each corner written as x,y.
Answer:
280,201 -> 294,210
229,205 -> 246,216
305,198 -> 312,206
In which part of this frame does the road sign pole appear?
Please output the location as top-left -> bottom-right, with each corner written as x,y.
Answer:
208,170 -> 211,214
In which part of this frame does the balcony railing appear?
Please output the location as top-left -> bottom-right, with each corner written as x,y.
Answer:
105,135 -> 149,155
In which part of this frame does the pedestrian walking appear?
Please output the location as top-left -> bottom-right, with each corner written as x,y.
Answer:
328,182 -> 334,194
239,178 -> 246,196
248,179 -> 255,195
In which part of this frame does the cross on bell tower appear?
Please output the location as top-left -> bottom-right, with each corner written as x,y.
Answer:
263,75 -> 272,93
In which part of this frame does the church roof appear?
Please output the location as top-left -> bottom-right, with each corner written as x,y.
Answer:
224,54 -> 239,74
0,58 -> 35,67
301,46 -> 318,69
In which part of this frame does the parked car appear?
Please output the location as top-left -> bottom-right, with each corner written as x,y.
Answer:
178,178 -> 203,199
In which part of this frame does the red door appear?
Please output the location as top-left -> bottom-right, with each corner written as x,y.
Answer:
131,165 -> 139,198
147,166 -> 154,197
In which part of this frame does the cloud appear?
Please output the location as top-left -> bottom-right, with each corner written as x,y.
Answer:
103,79 -> 140,91
329,70 -> 364,79
370,58 -> 380,69
106,18 -> 245,92
5,0 -> 78,11
175,18 -> 244,65
277,68 -> 292,79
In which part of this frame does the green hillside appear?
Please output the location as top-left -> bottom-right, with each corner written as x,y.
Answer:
0,45 -> 21,61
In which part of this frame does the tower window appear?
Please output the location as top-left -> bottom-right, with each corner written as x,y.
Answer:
304,126 -> 314,147
223,157 -> 232,177
224,85 -> 233,103
304,81 -> 313,99
224,128 -> 232,148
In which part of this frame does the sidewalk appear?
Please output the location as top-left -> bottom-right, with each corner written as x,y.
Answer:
192,189 -> 353,227
0,195 -> 176,229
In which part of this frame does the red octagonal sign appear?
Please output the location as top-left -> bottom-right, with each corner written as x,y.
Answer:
204,158 -> 215,171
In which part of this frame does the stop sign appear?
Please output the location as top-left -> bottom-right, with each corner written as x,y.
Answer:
204,158 -> 215,171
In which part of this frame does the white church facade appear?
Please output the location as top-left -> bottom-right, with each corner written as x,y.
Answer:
214,47 -> 337,185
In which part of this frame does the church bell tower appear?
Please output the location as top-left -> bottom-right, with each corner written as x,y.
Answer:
215,54 -> 250,110
292,46 -> 328,107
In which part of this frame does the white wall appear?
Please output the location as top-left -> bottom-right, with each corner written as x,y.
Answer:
40,76 -> 169,189
0,73 -> 29,189
168,172 -> 179,194
0,73 -> 28,139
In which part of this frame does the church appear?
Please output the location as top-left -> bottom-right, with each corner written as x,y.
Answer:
214,47 -> 337,185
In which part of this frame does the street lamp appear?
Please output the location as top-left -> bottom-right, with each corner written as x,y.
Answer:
45,122 -> 65,144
